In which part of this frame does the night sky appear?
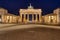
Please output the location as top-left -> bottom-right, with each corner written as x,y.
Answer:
0,0 -> 60,15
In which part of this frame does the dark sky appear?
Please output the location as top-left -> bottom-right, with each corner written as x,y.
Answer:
0,0 -> 60,15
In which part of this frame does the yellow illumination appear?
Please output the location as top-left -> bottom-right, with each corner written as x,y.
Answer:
51,16 -> 54,19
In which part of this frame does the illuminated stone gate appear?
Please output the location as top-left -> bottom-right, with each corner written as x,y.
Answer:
19,3 -> 42,23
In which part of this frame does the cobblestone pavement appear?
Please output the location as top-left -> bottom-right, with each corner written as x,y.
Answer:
0,27 -> 60,40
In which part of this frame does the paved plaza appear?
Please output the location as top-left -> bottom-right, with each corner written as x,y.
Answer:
0,24 -> 60,40
0,26 -> 60,40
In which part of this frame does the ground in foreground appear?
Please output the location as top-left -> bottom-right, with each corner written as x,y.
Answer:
0,27 -> 60,40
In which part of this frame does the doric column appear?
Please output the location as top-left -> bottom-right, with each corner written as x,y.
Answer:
1,15 -> 3,23
10,16 -> 12,23
27,14 -> 29,22
57,14 -> 59,24
9,16 -> 11,23
24,14 -> 26,22
11,16 -> 13,23
9,16 -> 10,23
6,16 -> 8,23
12,16 -> 13,23
36,14 -> 37,22
5,16 -> 6,23
39,14 -> 40,22
20,14 -> 22,22
32,14 -> 34,22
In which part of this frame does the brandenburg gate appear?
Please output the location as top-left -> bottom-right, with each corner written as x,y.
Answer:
19,3 -> 42,23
